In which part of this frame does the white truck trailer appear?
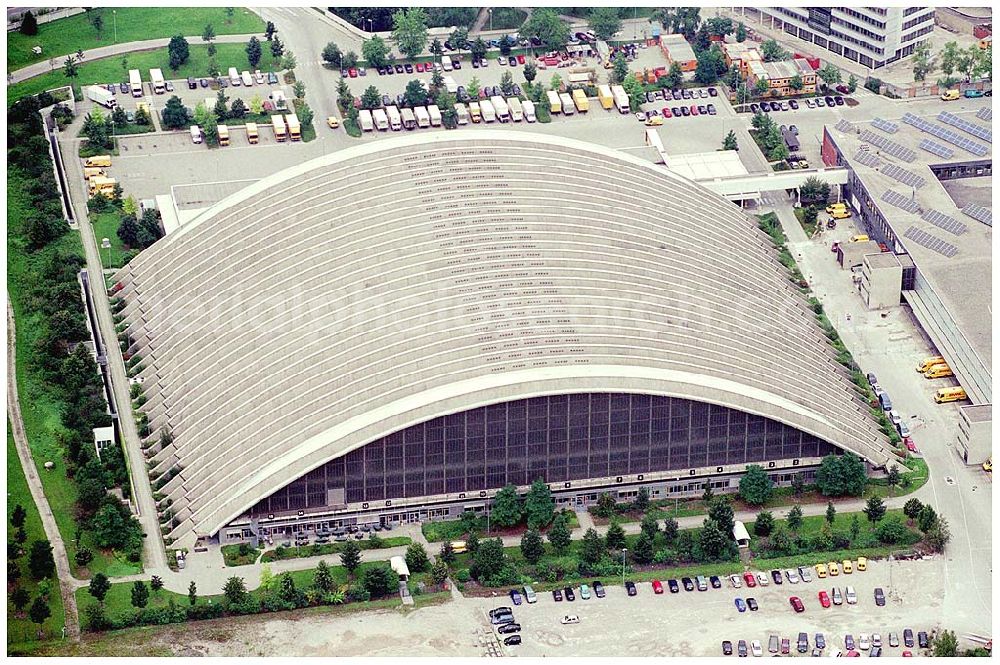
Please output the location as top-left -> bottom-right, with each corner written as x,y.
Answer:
454,103 -> 469,125
611,84 -> 630,113
442,75 -> 459,94
150,68 -> 166,94
522,99 -> 536,122
427,104 -> 442,126
240,70 -> 253,87
371,108 -> 389,131
559,92 -> 575,115
508,97 -> 524,122
128,69 -> 143,97
359,109 -> 375,132
386,105 -> 402,130
87,85 -> 116,109
229,67 -> 241,86
401,107 -> 417,129
490,96 -> 510,122
480,98 -> 497,123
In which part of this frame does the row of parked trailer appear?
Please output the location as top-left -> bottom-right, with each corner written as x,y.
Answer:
358,96 -> 539,132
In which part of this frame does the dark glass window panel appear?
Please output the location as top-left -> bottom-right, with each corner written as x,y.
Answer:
527,400 -> 548,419
610,393 -> 630,411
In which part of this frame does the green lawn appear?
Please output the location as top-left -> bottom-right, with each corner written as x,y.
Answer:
221,544 -> 261,567
91,211 -> 126,269
8,169 -> 141,580
866,457 -> 929,498
9,43 -> 281,107
487,8 -> 528,30
259,535 -> 411,564
422,510 -> 580,543
7,427 -> 67,649
8,8 -> 264,71
794,206 -> 819,237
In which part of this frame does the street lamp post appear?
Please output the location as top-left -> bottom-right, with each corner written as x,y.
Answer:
113,10 -> 117,44
489,8 -> 493,32
621,548 -> 627,587
101,237 -> 112,270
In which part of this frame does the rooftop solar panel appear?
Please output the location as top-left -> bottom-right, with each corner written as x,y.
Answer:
881,163 -> 926,189
918,139 -> 955,159
834,118 -> 854,133
871,117 -> 899,134
976,107 -> 992,121
859,129 -> 917,162
854,151 -> 883,168
903,226 -> 958,257
881,189 -> 921,214
902,112 -> 989,156
938,111 -> 992,143
961,203 -> 993,227
920,209 -> 968,235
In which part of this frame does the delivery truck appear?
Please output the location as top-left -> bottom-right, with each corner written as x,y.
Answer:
229,67 -> 241,86
611,84 -> 629,113
441,56 -> 453,71
88,176 -> 117,197
271,114 -> 287,141
414,106 -> 430,128
359,109 -> 375,132
491,96 -> 510,122
245,122 -> 259,144
386,105 -> 402,130
84,155 -> 113,168
507,97 -> 524,122
371,108 -> 388,131
427,104 -> 442,126
442,76 -> 459,94
572,88 -> 589,112
217,124 -> 230,146
469,101 -> 482,123
480,98 -> 497,123
455,103 -> 469,125
87,85 -> 117,109
240,70 -> 253,87
285,113 -> 301,141
547,90 -> 562,114
129,69 -> 143,97
522,99 -> 536,122
559,92 -> 575,115
83,166 -> 106,180
402,106 -> 417,129
150,68 -> 166,94
597,84 -> 613,110
190,125 -> 202,143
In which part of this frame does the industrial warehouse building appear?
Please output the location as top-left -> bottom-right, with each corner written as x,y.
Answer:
112,133 -> 893,547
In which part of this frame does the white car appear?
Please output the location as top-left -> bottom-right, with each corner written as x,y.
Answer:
806,98 -> 816,108
889,409 -> 902,426
845,585 -> 857,605
751,640 -> 763,657
756,572 -> 769,586
832,587 -> 843,605
729,574 -> 742,588
785,569 -> 800,584
859,634 -> 871,651
898,421 -> 912,437
798,566 -> 813,583
635,112 -> 646,121
560,614 -> 580,624
872,633 -> 882,648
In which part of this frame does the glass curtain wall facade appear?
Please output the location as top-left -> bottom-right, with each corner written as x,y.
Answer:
249,393 -> 838,517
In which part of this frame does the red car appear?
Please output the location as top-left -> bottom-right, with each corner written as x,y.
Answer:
348,68 -> 358,78
846,651 -> 861,657
690,104 -> 699,116
414,62 -> 424,73
652,579 -> 664,594
743,572 -> 757,587
902,652 -> 913,657
818,590 -> 831,608
517,54 -> 526,64
789,596 -> 804,613
662,107 -> 672,118
905,438 -> 918,452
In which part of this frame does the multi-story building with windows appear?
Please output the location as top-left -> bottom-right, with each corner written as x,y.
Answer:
754,7 -> 936,70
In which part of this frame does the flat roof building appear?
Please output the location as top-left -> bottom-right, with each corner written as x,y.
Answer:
659,33 -> 698,71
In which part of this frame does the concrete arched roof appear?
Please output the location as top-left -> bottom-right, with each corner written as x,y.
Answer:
113,131 -> 892,544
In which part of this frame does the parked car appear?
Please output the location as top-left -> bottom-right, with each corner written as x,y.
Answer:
888,633 -> 899,648
722,640 -> 733,656
510,589 -> 522,605
738,640 -> 748,657
498,622 -> 521,634
835,95 -> 845,105
743,572 -> 757,587
798,566 -> 813,583
690,105 -> 699,115
751,640 -> 763,657
625,581 -> 637,596
816,634 -> 826,650
789,99 -> 799,109
770,101 -> 781,111
750,103 -> 760,113
785,569 -> 800,584
508,56 -> 517,66
857,557 -> 867,572
769,635 -> 780,654
872,634 -> 882,649
789,596 -> 805,613
771,570 -> 784,585
859,634 -> 871,651
579,584 -> 591,600
756,572 -> 769,586
825,96 -> 836,106
832,587 -> 843,605
708,87 -> 718,97
696,576 -> 709,591
564,587 -> 575,601
667,579 -> 680,593
681,89 -> 692,99
652,580 -> 664,594
845,635 -> 855,650
836,84 -> 850,94
746,597 -> 759,611
707,103 -> 716,115
592,581 -> 606,598
394,64 -> 404,73
818,590 -> 831,608
874,587 -> 886,606
681,577 -> 694,591
503,635 -> 521,646
729,574 -> 742,589
710,575 -> 722,589
781,638 -> 790,654
560,614 -> 580,624
845,586 -> 857,605
735,597 -> 747,612
806,98 -> 816,108
452,60 -> 461,69
267,72 -> 278,84
697,104 -> 707,114
871,646 -> 882,657
552,588 -> 563,601
903,629 -> 914,647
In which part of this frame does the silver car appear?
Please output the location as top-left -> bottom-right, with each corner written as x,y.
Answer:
832,587 -> 843,605
845,585 -> 857,605
729,574 -> 742,589
785,569 -> 800,584
798,566 -> 813,583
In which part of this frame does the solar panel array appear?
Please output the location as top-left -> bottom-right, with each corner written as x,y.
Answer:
881,189 -> 921,213
902,112 -> 989,156
938,111 -> 992,143
854,151 -> 883,168
871,117 -> 899,134
918,138 -> 955,159
921,209 -> 968,235
961,203 -> 993,227
904,226 -> 958,258
976,107 -> 992,121
859,129 -> 917,162
882,163 -> 926,189
835,118 -> 853,133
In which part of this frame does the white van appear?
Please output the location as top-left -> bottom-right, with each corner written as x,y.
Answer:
190,125 -> 203,144
441,56 -> 453,71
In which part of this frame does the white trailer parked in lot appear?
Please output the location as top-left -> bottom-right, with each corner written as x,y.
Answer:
442,76 -> 458,94
611,84 -> 630,113
427,104 -> 442,126
559,92 -> 575,115
455,103 -> 469,125
386,105 -> 402,130
229,67 -> 241,86
359,109 -> 375,131
508,97 -> 523,121
522,99 -> 536,122
241,70 -> 253,87
490,96 -> 510,122
128,69 -> 143,97
480,98 -> 496,122
371,108 -> 388,131
150,68 -> 166,94
413,106 -> 429,128
87,85 -> 116,108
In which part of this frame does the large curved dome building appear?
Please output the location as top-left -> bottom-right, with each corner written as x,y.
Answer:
113,132 -> 892,547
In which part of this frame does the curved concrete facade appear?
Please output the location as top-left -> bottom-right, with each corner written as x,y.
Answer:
112,132 -> 891,545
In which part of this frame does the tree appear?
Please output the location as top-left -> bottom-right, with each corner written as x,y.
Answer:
903,498 -> 924,523
708,499 -> 735,537
633,487 -> 651,513
12,587 -> 30,612
336,77 -> 353,112
363,36 -> 391,70
520,528 -> 545,564
722,130 -> 739,151
815,453 -> 867,496
885,464 -> 902,491
229,98 -> 247,119
20,10 -> 38,36
8,561 -> 21,585
849,514 -> 861,542
264,20 -> 276,41
322,41 -> 344,68
695,48 -> 725,84
499,34 -> 515,57
639,512 -> 659,540
403,79 -> 428,108
753,510 -> 774,537
525,479 -> 556,529
521,8 -> 570,50
595,492 -> 617,518
63,57 -> 79,84
90,11 -> 104,36
934,630 -> 959,657
11,504 -> 27,529
429,38 -> 443,57
470,37 -> 487,64
612,52 -> 628,85
500,71 -> 515,96
28,596 -> 50,632
817,64 -> 842,89
799,175 -> 831,204
130,580 -> 149,608
271,36 -> 285,59
789,74 -> 804,91
760,39 -> 790,62
89,573 -> 111,603
28,540 -> 55,580
695,24 -> 711,53
470,538 -> 506,582
876,516 -> 908,544
188,580 -> 197,606
465,530 -> 480,556
581,527 -> 604,565
436,541 -> 456,567
167,35 -> 190,71
340,539 -> 361,573
449,26 -> 470,50
547,513 -> 572,554
632,530 -> 655,564
249,94 -> 264,115
917,505 -> 938,533
150,575 -> 164,594
706,17 -> 735,38
213,89 -> 229,120
735,22 -> 747,43
786,505 -> 803,533
621,73 -> 645,112
391,8 -> 429,60
405,542 -> 430,573
431,558 -> 449,585
362,565 -> 399,598
224,7 -> 235,23
491,484 -> 523,528
847,73 -> 858,92
223,576 -> 247,606
308,560 -> 333,593
282,51 -> 297,72
911,42 -> 934,82
825,501 -> 837,526
360,85 -> 382,110
202,23 -> 216,46
589,7 -> 622,41
739,465 -> 773,505
605,519 -> 627,551
246,36 -> 262,69
663,62 -> 683,89
292,80 -> 306,99
549,72 -> 562,92
662,517 -> 679,544
924,515 -> 951,552
699,519 -> 731,560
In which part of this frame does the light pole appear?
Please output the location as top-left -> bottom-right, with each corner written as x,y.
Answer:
489,8 -> 493,32
366,18 -> 373,34
113,10 -> 117,44
621,548 -> 627,587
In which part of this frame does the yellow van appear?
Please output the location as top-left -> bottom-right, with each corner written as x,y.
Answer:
84,155 -> 112,168
916,356 -> 945,373
828,561 -> 840,576
831,208 -> 852,219
850,234 -> 869,243
924,364 -> 954,379
814,562 -> 828,578
449,540 -> 468,554
856,556 -> 867,572
842,559 -> 853,574
825,202 -> 847,214
934,387 -> 967,403
83,166 -> 106,180
941,89 -> 960,101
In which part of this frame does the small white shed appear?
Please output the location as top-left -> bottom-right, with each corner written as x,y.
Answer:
733,521 -> 751,548
390,555 -> 410,580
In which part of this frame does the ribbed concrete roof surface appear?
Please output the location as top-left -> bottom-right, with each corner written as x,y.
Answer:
113,132 -> 892,544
